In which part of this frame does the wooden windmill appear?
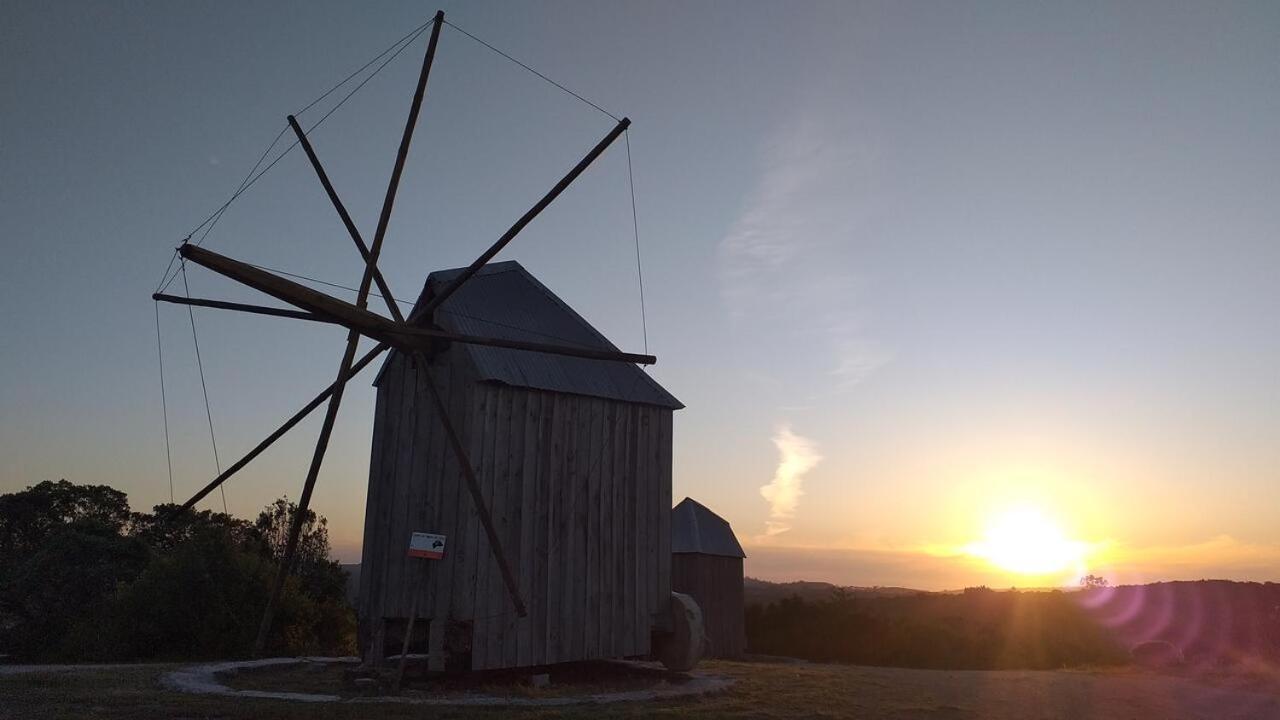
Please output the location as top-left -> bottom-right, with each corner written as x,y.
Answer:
152,11 -> 672,661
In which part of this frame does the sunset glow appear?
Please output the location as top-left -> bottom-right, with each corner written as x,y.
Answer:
964,506 -> 1089,578
4,1 -> 1280,599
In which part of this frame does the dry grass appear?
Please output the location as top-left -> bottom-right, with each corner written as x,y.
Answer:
5,658 -> 1280,719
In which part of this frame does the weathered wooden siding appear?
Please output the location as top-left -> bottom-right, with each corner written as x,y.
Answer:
359,353 -> 673,670
671,554 -> 745,659
358,350 -> 475,654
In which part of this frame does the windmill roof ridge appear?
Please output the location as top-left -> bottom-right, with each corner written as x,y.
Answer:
374,260 -> 682,410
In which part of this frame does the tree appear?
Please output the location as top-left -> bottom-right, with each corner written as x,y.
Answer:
253,498 -> 348,603
129,503 -> 256,553
251,498 -> 355,651
1080,574 -> 1110,589
0,481 -> 356,661
254,498 -> 329,566
0,480 -> 131,567
0,481 -> 147,660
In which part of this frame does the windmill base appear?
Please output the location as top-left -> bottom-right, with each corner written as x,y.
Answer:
361,617 -> 472,673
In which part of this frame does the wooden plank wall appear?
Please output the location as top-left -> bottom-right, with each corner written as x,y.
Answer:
358,350 -> 472,652
356,354 -> 400,649
671,554 -> 745,658
359,363 -> 675,670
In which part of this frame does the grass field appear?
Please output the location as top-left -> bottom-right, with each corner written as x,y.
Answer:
4,657 -> 1280,719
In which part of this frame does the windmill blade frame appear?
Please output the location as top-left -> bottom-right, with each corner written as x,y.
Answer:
158,9 -> 658,660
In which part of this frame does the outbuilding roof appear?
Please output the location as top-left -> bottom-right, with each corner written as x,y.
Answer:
376,261 -> 682,410
671,497 -> 746,558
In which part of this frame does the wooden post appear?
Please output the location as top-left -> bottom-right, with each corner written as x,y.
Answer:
392,570 -> 422,691
254,10 -> 444,655
427,614 -> 446,672
365,618 -> 387,669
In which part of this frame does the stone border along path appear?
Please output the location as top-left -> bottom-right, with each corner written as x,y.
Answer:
161,657 -> 734,706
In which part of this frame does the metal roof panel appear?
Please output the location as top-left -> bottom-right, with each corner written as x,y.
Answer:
377,261 -> 682,410
671,497 -> 746,558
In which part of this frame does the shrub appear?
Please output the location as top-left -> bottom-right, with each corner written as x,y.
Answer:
1,522 -> 148,660
108,525 -> 274,659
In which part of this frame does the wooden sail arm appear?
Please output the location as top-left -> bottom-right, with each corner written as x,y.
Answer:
286,112 -> 651,371
420,361 -> 527,617
287,113 -> 405,323
177,243 -> 429,350
154,291 -> 657,365
179,342 -> 390,511
438,329 -> 655,365
253,10 -> 447,654
414,116 -> 631,321
153,293 -> 325,323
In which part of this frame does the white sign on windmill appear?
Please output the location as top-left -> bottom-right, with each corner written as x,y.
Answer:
408,532 -> 447,560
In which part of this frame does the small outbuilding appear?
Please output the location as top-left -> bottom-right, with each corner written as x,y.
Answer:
359,261 -> 683,670
670,498 -> 746,658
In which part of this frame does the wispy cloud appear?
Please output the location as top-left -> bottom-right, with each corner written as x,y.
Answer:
759,424 -> 823,538
725,111 -> 884,542
832,339 -> 893,391
716,108 -> 889,393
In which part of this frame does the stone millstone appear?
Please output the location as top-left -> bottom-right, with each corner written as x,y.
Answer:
655,592 -> 707,672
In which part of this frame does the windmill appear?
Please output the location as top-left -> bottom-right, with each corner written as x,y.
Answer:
152,11 -> 659,656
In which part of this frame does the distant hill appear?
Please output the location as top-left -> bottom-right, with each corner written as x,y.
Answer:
339,567 -> 922,608
745,577 -> 923,606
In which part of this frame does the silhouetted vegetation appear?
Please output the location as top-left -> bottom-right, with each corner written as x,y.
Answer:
748,586 -> 1129,669
0,480 -> 355,662
1081,580 -> 1280,664
743,577 -> 918,606
747,581 -> 1280,670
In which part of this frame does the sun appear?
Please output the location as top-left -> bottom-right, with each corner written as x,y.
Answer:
964,506 -> 1087,577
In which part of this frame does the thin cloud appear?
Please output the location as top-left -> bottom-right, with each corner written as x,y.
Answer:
716,108 -> 888,393
832,340 -> 893,391
759,424 -> 823,538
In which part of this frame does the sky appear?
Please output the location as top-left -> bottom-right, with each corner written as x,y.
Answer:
2,1 -> 1278,591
